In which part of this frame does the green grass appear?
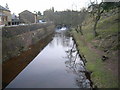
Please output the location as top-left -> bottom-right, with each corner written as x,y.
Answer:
82,13 -> 119,41
71,30 -> 118,88
71,11 -> 119,88
84,33 -> 94,42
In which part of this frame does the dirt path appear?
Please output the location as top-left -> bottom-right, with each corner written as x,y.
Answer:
87,40 -> 118,77
75,33 -> 118,78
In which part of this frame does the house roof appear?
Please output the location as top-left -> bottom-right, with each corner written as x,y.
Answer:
0,5 -> 10,11
19,10 -> 35,15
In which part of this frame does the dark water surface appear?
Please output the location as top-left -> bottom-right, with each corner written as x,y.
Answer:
6,30 -> 91,88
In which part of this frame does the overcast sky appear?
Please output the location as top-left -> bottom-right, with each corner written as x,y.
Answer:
1,0 -> 102,15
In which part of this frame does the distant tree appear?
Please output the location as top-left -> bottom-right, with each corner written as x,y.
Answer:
38,11 -> 41,16
5,3 -> 9,10
43,8 -> 87,28
77,8 -> 87,35
51,7 -> 54,12
43,9 -> 55,22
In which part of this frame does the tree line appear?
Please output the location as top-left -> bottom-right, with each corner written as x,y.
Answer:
37,1 -> 119,37
43,8 -> 87,28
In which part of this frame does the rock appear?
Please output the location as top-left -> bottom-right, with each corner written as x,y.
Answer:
102,55 -> 108,61
104,49 -> 108,52
104,49 -> 109,54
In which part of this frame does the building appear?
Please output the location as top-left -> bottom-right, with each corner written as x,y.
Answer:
0,5 -> 12,25
11,13 -> 20,25
19,10 -> 37,24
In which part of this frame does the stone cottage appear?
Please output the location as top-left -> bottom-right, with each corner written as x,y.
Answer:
19,10 -> 37,24
0,5 -> 12,25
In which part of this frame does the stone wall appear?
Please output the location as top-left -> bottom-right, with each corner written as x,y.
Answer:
2,23 -> 55,62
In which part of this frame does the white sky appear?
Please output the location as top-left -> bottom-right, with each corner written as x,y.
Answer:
1,0 -> 102,15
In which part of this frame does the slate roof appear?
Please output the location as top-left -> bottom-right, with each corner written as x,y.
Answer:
19,10 -> 35,15
0,5 -> 10,11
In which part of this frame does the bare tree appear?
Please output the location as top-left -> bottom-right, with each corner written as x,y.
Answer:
88,0 -> 105,37
89,0 -> 118,37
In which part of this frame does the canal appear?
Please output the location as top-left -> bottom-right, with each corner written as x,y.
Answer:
6,29 -> 91,88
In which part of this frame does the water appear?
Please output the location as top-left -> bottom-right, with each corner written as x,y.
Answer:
6,30 -> 91,88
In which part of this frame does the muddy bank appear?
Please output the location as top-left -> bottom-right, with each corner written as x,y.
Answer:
2,34 -> 53,89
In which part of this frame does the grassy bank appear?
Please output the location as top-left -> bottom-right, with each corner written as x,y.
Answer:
71,10 -> 119,88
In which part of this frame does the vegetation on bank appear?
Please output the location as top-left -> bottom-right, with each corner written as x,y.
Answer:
21,2 -> 120,88
42,2 -> 119,88
2,24 -> 55,62
71,8 -> 119,88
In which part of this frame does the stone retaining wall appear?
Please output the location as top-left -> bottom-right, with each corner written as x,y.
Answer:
2,23 -> 55,62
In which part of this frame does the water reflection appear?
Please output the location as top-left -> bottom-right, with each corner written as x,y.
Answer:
49,30 -> 91,88
49,31 -> 71,48
64,37 -> 91,88
6,30 -> 91,88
